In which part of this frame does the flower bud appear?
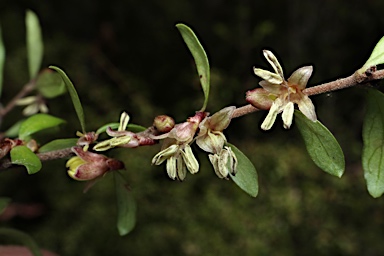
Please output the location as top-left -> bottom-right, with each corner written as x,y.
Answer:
66,146 -> 124,181
153,115 -> 175,133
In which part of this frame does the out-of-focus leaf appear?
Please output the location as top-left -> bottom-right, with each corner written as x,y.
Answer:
96,123 -> 146,135
359,36 -> 384,74
10,146 -> 42,174
227,143 -> 258,197
4,120 -> 24,138
114,171 -> 136,236
0,197 -> 10,214
295,111 -> 345,178
18,114 -> 65,140
49,66 -> 86,133
36,69 -> 66,98
0,228 -> 42,256
362,89 -> 384,198
26,10 -> 43,79
176,24 -> 210,111
0,24 -> 5,97
38,138 -> 78,153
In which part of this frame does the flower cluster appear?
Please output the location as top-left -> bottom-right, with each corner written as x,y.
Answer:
246,50 -> 317,130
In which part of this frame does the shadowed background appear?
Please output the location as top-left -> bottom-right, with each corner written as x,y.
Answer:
1,0 -> 384,255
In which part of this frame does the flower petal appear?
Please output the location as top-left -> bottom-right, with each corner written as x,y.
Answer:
261,98 -> 284,130
166,156 -> 177,180
297,95 -> 317,121
152,144 -> 179,165
118,112 -> 130,131
263,50 -> 284,78
181,144 -> 199,174
208,106 -> 235,131
287,66 -> 313,90
259,80 -> 281,94
254,68 -> 284,84
282,101 -> 294,129
246,88 -> 274,110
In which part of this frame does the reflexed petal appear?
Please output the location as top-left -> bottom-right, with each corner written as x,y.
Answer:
259,80 -> 281,94
254,68 -> 284,84
297,95 -> 317,121
263,50 -> 284,78
196,131 -> 225,154
166,156 -> 177,180
152,144 -> 179,165
287,66 -> 313,90
209,154 -> 224,179
218,150 -> 230,178
181,144 -> 199,174
224,146 -> 238,175
246,88 -> 274,110
261,99 -> 284,130
118,112 -> 130,131
282,102 -> 294,129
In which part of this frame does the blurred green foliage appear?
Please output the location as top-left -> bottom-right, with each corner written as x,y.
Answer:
1,0 -> 384,255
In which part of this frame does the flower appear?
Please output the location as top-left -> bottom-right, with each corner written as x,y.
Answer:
93,112 -> 140,151
151,112 -> 206,181
66,146 -> 124,181
246,50 -> 317,130
196,106 -> 237,178
16,96 -> 48,116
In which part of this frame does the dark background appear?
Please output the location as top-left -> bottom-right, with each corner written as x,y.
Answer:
1,0 -> 384,255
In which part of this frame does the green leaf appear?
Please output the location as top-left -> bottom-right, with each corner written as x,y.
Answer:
362,89 -> 384,198
96,123 -> 146,135
0,228 -> 43,256
176,24 -> 210,111
36,69 -> 66,98
114,171 -> 136,236
359,36 -> 384,74
4,120 -> 24,138
294,110 -> 345,178
18,114 -> 65,140
26,10 -> 43,79
10,146 -> 42,174
38,138 -> 78,153
0,24 -> 5,97
49,66 -> 86,133
0,197 -> 11,214
227,143 -> 258,197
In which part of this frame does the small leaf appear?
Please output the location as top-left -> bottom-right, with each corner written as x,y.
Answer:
362,89 -> 384,198
0,228 -> 43,256
227,143 -> 258,197
176,24 -> 210,111
10,146 -> 42,174
36,69 -> 66,98
38,138 -> 78,153
359,35 -> 384,74
0,24 -> 5,97
18,114 -> 65,140
114,171 -> 136,236
26,10 -> 43,79
295,110 -> 345,177
49,66 -> 86,133
4,120 -> 24,138
0,197 -> 11,214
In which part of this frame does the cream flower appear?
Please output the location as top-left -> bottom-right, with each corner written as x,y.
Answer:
246,50 -> 317,130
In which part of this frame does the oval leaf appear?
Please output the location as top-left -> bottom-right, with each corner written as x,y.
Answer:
294,110 -> 345,177
10,146 -> 42,174
49,66 -> 86,133
362,89 -> 384,198
227,143 -> 258,197
359,35 -> 384,74
36,69 -> 66,98
0,228 -> 43,256
38,138 -> 78,153
176,24 -> 210,111
0,24 -> 5,97
114,172 -> 136,236
26,10 -> 43,79
18,114 -> 65,140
